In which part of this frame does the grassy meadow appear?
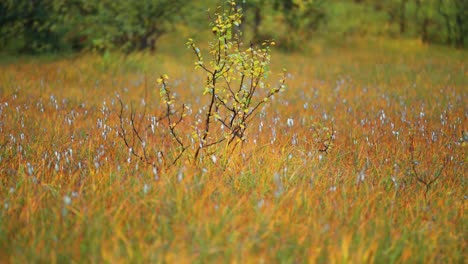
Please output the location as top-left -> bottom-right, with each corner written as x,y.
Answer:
0,36 -> 467,263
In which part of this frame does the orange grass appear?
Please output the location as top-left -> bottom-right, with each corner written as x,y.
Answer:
0,39 -> 466,263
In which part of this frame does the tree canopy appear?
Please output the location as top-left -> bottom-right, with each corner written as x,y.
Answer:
0,0 -> 465,54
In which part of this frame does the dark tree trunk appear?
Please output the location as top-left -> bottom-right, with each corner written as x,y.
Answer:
454,12 -> 465,48
253,6 -> 262,40
415,0 -> 431,44
399,0 -> 408,34
421,18 -> 430,43
453,0 -> 467,48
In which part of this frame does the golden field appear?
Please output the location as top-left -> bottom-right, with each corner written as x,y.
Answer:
0,37 -> 466,263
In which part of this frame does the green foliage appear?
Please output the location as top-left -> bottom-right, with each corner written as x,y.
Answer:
375,0 -> 467,47
323,1 -> 388,37
0,0 -> 67,53
239,0 -> 326,51
0,0 -> 465,55
274,0 -> 326,50
430,0 -> 467,47
0,0 -> 189,54
185,0 -> 286,161
77,0 -> 189,53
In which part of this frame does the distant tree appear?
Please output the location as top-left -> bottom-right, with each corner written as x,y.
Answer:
413,0 -> 466,48
453,0 -> 467,48
76,0 -> 189,53
398,0 -> 409,34
436,0 -> 467,48
414,0 -> 435,43
273,0 -> 326,50
382,0 -> 409,34
380,0 -> 466,48
0,0 -> 66,53
228,0 -> 325,50
0,0 -> 190,54
240,0 -> 266,41
274,0 -> 326,31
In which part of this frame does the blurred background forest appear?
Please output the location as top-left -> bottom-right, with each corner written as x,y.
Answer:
0,0 -> 466,55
